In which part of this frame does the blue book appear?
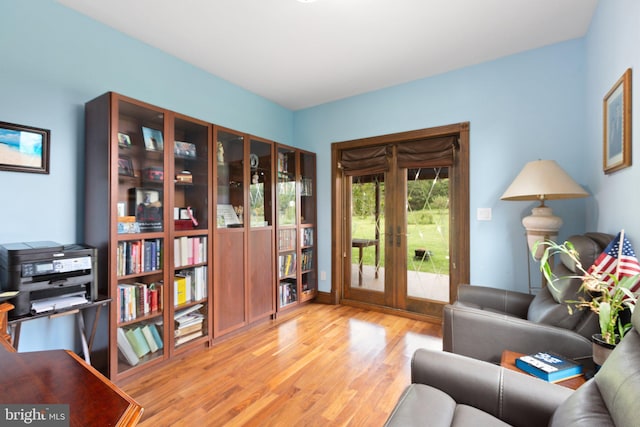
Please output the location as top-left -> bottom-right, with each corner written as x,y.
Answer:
515,351 -> 582,382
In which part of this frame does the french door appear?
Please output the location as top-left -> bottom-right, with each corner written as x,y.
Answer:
332,124 -> 469,320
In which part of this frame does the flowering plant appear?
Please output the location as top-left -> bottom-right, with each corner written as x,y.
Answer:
535,239 -> 639,345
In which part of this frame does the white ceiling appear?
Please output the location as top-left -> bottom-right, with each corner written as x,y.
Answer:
58,0 -> 598,111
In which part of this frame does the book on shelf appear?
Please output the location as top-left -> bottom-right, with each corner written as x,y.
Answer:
515,351 -> 583,383
174,274 -> 190,306
175,312 -> 204,328
175,331 -> 203,346
149,323 -> 164,350
175,322 -> 203,337
175,303 -> 203,320
125,327 -> 151,358
141,324 -> 159,353
117,327 -> 139,366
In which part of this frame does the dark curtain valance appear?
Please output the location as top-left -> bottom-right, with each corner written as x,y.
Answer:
397,136 -> 458,169
340,145 -> 389,176
340,135 -> 458,176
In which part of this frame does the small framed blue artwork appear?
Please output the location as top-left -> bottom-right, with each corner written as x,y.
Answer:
0,121 -> 50,174
603,68 -> 632,174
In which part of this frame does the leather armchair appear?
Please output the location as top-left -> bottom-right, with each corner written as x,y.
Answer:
385,304 -> 640,426
442,233 -> 613,363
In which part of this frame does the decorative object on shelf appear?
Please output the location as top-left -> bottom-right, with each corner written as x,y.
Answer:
0,121 -> 50,174
174,141 -> 196,159
501,159 -> 589,260
142,126 -> 164,151
249,153 -> 259,169
118,132 -> 132,147
217,204 -> 241,227
175,170 -> 192,184
536,230 -> 640,366
130,188 -> 163,232
217,141 -> 224,164
603,68 -> 632,174
118,156 -> 134,177
143,166 -> 163,182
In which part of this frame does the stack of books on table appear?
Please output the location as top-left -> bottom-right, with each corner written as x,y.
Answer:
515,351 -> 583,383
174,304 -> 204,345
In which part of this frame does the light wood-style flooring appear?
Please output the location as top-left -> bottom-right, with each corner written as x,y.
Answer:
122,303 -> 442,426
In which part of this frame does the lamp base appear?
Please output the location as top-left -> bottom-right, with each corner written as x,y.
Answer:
522,205 -> 562,260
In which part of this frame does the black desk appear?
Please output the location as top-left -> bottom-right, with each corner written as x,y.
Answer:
7,296 -> 110,366
352,239 -> 379,286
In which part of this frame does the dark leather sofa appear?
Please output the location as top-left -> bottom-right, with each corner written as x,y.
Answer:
442,233 -> 613,363
385,305 -> 640,426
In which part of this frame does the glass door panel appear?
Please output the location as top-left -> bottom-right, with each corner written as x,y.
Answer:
173,117 -> 209,231
405,168 -> 450,303
216,130 -> 245,228
277,147 -> 296,226
115,98 -> 166,374
349,174 -> 384,291
249,139 -> 272,228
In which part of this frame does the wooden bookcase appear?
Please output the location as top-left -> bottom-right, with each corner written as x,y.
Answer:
275,145 -> 317,312
84,92 -> 315,381
84,92 -> 212,382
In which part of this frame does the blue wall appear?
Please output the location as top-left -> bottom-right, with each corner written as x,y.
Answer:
584,0 -> 640,235
1,0 -> 637,351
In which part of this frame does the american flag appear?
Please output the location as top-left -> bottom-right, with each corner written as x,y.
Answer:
587,231 -> 640,292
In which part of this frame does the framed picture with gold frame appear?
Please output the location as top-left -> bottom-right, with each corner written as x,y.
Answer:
603,68 -> 632,174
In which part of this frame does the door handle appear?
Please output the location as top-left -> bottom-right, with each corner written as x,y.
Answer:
386,232 -> 393,246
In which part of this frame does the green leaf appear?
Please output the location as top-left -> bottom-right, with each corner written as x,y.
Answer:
599,302 -> 611,336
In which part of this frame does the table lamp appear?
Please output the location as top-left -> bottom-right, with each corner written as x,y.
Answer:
501,159 -> 589,260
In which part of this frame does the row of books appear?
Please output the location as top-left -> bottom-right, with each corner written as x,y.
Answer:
174,304 -> 205,346
279,253 -> 296,278
279,280 -> 297,307
117,239 -> 163,276
174,266 -> 208,306
300,249 -> 313,272
278,229 -> 296,252
118,282 -> 163,322
301,227 -> 314,247
117,323 -> 164,367
174,235 -> 207,268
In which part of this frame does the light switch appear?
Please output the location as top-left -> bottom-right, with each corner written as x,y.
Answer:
477,208 -> 492,221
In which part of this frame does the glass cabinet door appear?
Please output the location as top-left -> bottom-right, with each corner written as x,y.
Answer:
216,130 -> 245,228
276,147 -> 297,226
117,100 -> 165,234
173,117 -> 209,231
114,98 -> 166,374
299,151 -> 315,225
249,138 -> 273,228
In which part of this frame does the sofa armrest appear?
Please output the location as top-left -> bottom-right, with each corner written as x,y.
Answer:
442,303 -> 592,363
411,348 -> 572,427
456,284 -> 534,318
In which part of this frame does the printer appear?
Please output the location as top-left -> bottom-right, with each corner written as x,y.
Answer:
0,241 -> 97,319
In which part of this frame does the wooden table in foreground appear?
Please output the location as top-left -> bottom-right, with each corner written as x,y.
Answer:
500,350 -> 586,390
0,343 -> 142,426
